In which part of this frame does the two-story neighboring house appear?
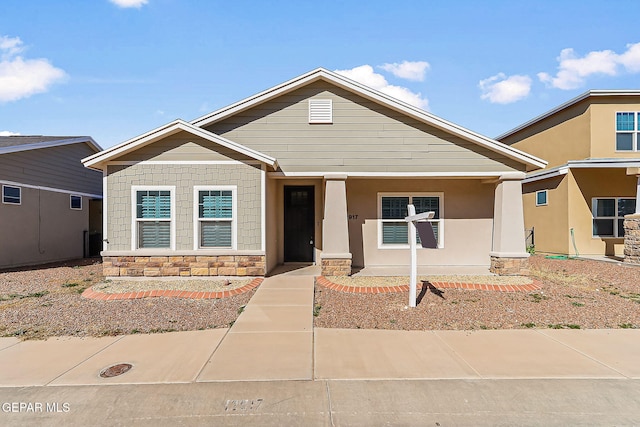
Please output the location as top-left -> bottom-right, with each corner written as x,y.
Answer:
498,91 -> 640,258
0,136 -> 103,269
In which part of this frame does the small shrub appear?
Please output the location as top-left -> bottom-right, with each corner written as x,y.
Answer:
530,293 -> 548,303
62,282 -> 79,288
521,322 -> 536,328
526,245 -> 535,255
571,302 -> 585,307
619,323 -> 635,329
313,304 -> 322,317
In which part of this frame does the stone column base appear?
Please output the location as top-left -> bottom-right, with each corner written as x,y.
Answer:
101,255 -> 266,277
623,215 -> 640,265
321,258 -> 352,276
490,256 -> 529,276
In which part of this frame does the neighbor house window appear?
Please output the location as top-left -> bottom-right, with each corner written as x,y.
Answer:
70,195 -> 82,210
615,112 -> 640,151
194,186 -> 236,249
2,185 -> 21,205
133,187 -> 174,249
536,190 -> 548,206
592,197 -> 636,237
378,193 -> 443,248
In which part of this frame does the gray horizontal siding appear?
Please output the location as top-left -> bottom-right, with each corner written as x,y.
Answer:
0,143 -> 102,195
205,81 -> 523,173
116,131 -> 253,162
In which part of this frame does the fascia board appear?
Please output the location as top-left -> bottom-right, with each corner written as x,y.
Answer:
522,165 -> 569,184
191,67 -> 546,170
567,158 -> 640,168
0,137 -> 102,155
82,120 -> 276,169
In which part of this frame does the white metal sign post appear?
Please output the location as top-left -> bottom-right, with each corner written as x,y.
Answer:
404,205 -> 435,308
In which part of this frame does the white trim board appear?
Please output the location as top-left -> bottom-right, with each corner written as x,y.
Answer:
0,179 -> 102,199
523,159 -> 640,184
82,120 -> 277,170
0,137 -> 102,155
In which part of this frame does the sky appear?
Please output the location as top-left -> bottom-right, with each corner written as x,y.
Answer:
1,0 -> 640,149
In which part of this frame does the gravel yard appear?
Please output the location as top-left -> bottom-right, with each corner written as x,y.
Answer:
0,259 -> 254,340
313,256 -> 640,331
1,255 -> 639,340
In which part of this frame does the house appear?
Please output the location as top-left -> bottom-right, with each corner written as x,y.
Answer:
82,68 -> 546,277
497,91 -> 640,259
0,136 -> 103,269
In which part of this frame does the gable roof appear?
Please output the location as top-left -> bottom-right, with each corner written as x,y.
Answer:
0,136 -> 102,155
191,67 -> 546,170
82,119 -> 277,170
496,90 -> 640,141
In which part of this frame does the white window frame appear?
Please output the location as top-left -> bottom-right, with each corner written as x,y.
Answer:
535,190 -> 548,207
308,99 -> 333,124
2,185 -> 21,205
592,197 -> 636,238
131,185 -> 176,251
70,195 -> 82,210
377,192 -> 444,249
193,185 -> 237,250
615,111 -> 640,152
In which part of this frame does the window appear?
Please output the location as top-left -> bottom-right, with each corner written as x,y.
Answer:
2,185 -> 21,205
194,186 -> 236,249
133,187 -> 174,249
536,190 -> 548,206
592,197 -> 636,238
309,99 -> 332,123
378,194 -> 443,248
616,112 -> 640,151
70,195 -> 82,210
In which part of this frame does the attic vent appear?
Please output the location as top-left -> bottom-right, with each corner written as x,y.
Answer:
309,99 -> 332,124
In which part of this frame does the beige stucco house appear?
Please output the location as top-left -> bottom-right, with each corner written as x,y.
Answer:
498,90 -> 640,258
0,136 -> 103,269
83,68 -> 545,277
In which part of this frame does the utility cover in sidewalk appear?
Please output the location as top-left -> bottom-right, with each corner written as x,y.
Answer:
100,363 -> 133,378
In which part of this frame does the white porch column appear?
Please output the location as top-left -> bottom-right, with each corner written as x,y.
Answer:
490,172 -> 529,275
321,174 -> 351,276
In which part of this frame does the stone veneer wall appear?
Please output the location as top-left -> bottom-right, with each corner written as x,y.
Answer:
321,258 -> 352,276
489,256 -> 529,276
623,215 -> 640,265
103,255 -> 266,277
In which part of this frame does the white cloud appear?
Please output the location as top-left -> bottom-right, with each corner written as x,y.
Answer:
538,42 -> 640,89
109,0 -> 148,8
479,73 -> 532,104
335,64 -> 429,110
379,60 -> 430,81
0,130 -> 20,136
0,35 -> 67,103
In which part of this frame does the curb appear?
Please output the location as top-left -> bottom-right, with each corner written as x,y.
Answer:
81,278 -> 263,301
316,276 -> 543,294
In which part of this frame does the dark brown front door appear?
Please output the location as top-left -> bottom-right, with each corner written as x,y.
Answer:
284,186 -> 315,262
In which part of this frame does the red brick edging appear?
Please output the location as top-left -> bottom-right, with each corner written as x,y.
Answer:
316,276 -> 542,294
81,278 -> 263,301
